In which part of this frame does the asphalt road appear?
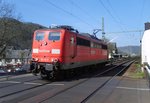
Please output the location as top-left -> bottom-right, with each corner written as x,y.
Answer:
0,63 -> 150,103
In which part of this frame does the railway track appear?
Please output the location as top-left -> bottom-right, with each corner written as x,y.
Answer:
81,61 -> 133,103
40,60 -> 133,103
0,60 -> 133,103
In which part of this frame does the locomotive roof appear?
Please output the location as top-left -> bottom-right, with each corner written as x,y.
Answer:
49,25 -> 79,33
36,25 -> 106,44
79,33 -> 102,41
50,25 -> 104,42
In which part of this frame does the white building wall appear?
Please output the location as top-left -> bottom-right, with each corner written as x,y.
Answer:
141,30 -> 150,65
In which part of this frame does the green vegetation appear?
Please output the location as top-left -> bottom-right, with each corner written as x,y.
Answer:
130,62 -> 145,79
0,18 -> 47,49
133,71 -> 145,79
0,0 -> 47,57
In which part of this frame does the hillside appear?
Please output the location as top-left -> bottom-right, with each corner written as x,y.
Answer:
18,22 -> 47,49
118,46 -> 140,56
0,18 -> 47,50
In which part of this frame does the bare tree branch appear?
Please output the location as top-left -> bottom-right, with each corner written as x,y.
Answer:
0,0 -> 20,57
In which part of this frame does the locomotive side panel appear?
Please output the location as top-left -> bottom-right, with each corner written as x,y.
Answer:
62,33 -> 108,70
62,32 -> 92,69
75,36 -> 91,64
89,41 -> 108,64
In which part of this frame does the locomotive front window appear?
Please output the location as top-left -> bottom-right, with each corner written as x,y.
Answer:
35,32 -> 45,40
48,32 -> 60,41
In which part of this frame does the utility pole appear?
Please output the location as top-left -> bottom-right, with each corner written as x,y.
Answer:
102,17 -> 105,40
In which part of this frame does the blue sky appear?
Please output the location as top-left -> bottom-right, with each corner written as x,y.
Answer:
7,0 -> 150,47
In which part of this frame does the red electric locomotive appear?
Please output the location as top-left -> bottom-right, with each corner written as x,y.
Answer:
30,25 -> 108,79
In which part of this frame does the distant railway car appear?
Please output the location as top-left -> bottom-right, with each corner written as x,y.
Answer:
141,29 -> 150,66
30,25 -> 108,79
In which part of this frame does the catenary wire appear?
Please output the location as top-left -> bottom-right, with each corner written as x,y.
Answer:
67,0 -> 100,24
43,0 -> 95,28
98,0 -> 125,31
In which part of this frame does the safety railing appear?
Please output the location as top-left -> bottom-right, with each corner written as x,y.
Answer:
144,64 -> 150,88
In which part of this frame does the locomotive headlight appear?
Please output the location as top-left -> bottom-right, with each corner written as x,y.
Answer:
32,58 -> 39,61
51,58 -> 59,63
54,58 -> 59,63
35,58 -> 39,61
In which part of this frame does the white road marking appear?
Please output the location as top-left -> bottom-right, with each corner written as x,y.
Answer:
24,82 -> 42,85
0,81 -> 21,84
0,81 -> 64,86
46,83 -> 64,86
0,74 -> 34,81
116,86 -> 150,91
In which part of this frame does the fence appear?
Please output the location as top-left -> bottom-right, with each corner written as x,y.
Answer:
0,58 -> 31,66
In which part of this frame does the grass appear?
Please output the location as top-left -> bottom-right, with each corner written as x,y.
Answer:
131,71 -> 145,79
127,62 -> 145,79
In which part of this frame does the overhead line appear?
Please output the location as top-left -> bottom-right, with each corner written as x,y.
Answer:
68,0 -> 100,24
107,0 -> 123,25
106,30 -> 144,34
44,0 -> 94,28
98,0 -> 120,24
98,0 -> 124,31
139,0 -> 146,29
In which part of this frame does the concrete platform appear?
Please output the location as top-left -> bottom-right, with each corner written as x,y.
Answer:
87,76 -> 150,103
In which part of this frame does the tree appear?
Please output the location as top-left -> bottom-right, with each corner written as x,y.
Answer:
0,0 -> 15,18
0,0 -> 21,57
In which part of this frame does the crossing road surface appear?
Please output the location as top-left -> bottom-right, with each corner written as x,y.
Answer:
0,62 -> 150,103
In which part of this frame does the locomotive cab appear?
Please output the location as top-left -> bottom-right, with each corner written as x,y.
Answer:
31,29 -> 65,78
